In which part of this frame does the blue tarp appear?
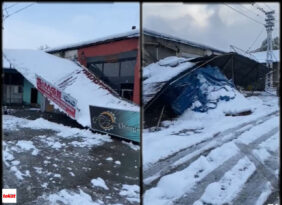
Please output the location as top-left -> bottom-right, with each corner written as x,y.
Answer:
162,65 -> 236,115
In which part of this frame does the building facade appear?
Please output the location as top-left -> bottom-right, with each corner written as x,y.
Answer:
47,30 -> 140,105
3,68 -> 42,106
142,29 -> 225,66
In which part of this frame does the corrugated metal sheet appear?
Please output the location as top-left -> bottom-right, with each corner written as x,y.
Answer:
143,28 -> 226,54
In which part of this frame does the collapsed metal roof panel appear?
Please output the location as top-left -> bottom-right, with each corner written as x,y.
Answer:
3,49 -> 139,128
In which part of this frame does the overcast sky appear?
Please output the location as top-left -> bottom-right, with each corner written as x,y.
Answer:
2,2 -> 279,52
143,3 -> 279,52
2,2 -> 139,49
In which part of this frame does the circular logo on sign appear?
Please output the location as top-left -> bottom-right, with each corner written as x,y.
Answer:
97,111 -> 116,131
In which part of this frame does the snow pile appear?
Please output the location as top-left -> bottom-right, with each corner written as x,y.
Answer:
91,177 -> 109,190
10,166 -> 30,180
195,75 -> 254,115
143,56 -> 194,104
158,56 -> 189,67
122,140 -> 140,151
3,142 -> 31,180
3,49 -> 139,127
43,189 -> 101,205
16,140 -> 39,155
163,65 -> 255,115
2,115 -> 28,131
3,115 -> 112,150
143,95 -> 278,168
191,68 -> 248,113
119,184 -> 140,203
115,160 -> 121,165
3,142 -> 15,167
20,117 -> 112,145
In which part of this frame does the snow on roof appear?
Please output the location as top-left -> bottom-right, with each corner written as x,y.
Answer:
3,49 -> 138,127
46,30 -> 140,53
143,56 -> 195,104
143,56 -> 194,84
143,28 -> 226,54
249,50 -> 280,63
46,28 -> 225,54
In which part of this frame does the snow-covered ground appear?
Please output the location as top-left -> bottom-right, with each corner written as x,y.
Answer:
3,111 -> 140,205
143,93 -> 279,205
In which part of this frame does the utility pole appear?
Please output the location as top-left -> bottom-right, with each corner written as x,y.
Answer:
264,10 -> 275,92
254,4 -> 275,92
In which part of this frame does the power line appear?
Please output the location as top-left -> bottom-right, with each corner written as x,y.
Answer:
3,3 -> 34,21
246,28 -> 265,52
4,3 -> 18,10
238,4 -> 263,20
257,2 -> 271,12
224,3 -> 264,26
263,3 -> 274,12
250,3 -> 278,23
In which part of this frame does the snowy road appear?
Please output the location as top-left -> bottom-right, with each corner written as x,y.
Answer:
3,109 -> 140,205
143,94 -> 280,205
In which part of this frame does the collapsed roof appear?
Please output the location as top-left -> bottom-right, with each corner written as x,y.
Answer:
143,53 -> 268,127
3,49 -> 139,127
189,53 -> 268,91
143,56 -> 195,105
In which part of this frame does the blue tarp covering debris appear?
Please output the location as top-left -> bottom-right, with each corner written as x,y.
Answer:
144,54 -> 265,127
161,65 -> 236,115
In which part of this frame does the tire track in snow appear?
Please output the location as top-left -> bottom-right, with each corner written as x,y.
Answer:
226,129 -> 279,205
143,111 -> 278,190
193,157 -> 256,205
232,173 -> 273,205
174,153 -> 245,205
231,131 -> 279,205
235,141 -> 278,190
173,125 -> 278,205
144,142 -> 241,205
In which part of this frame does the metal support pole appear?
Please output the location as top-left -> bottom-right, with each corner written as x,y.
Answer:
264,10 -> 275,93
